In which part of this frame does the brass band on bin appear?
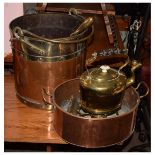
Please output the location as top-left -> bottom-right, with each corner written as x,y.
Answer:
12,46 -> 86,62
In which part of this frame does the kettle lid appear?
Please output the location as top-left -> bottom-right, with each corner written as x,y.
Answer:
89,65 -> 119,81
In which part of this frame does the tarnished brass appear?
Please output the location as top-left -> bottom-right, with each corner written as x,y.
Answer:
12,21 -> 94,57
70,17 -> 94,37
80,56 -> 142,114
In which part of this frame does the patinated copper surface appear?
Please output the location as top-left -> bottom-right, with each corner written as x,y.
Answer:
10,13 -> 92,110
53,78 -> 140,148
12,47 -> 86,110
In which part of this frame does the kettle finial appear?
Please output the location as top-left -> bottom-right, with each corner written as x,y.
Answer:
100,65 -> 110,73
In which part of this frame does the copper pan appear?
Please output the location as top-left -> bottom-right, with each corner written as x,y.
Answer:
50,79 -> 149,148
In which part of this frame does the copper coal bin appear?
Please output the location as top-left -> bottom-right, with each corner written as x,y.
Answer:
50,54 -> 149,148
9,10 -> 94,110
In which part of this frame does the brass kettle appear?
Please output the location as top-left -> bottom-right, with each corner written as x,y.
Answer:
80,56 -> 142,115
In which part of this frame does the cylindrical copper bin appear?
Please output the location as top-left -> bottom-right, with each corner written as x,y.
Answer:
52,79 -> 149,148
9,12 -> 94,110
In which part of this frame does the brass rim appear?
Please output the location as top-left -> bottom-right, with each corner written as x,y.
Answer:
10,12 -> 94,44
13,26 -> 94,44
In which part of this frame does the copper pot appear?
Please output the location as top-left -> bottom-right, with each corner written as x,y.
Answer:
9,12 -> 94,110
51,79 -> 149,148
80,55 -> 142,115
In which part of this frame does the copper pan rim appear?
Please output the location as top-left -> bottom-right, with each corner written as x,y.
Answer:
52,78 -> 141,120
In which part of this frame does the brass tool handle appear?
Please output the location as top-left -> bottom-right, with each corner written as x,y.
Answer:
70,17 -> 94,37
42,88 -> 55,111
135,81 -> 149,99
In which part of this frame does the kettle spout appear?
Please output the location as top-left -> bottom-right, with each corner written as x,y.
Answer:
126,60 -> 142,87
